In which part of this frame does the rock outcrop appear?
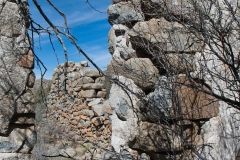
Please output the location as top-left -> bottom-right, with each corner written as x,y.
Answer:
106,0 -> 240,159
0,1 -> 36,159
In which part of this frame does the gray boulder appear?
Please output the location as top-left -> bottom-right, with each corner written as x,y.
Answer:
108,2 -> 144,25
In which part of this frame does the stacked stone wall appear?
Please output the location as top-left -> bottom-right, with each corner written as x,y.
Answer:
35,61 -> 112,159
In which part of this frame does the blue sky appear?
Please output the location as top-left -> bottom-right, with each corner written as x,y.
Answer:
29,0 -> 112,79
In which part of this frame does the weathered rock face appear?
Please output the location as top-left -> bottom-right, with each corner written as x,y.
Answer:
107,58 -> 159,90
173,75 -> 219,120
35,61 -> 112,159
0,0 -> 36,159
108,1 -> 144,25
109,76 -> 142,152
131,121 -> 201,152
107,0 -> 240,159
129,18 -> 204,53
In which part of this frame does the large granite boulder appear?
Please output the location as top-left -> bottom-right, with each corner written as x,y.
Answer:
109,76 -> 143,152
146,75 -> 219,120
0,1 -> 26,37
0,126 -> 36,153
106,58 -> 159,91
129,18 -> 204,53
141,0 -> 195,21
131,121 -> 201,152
108,1 -> 144,25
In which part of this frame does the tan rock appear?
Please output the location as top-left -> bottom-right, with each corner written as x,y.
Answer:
95,77 -> 105,83
129,18 -> 204,52
86,132 -> 94,137
77,77 -> 94,84
131,122 -> 199,152
73,111 -> 80,116
103,100 -> 112,115
58,91 -> 64,97
74,104 -> 89,110
87,127 -> 92,132
17,50 -> 34,69
164,53 -> 196,73
174,75 -> 219,120
73,87 -> 81,92
73,91 -> 78,96
75,116 -> 81,121
68,109 -> 73,114
79,109 -> 94,118
103,128 -> 109,136
96,91 -> 107,98
79,90 -> 96,98
82,83 -> 104,90
71,120 -> 78,125
80,115 -> 88,120
104,120 -> 110,125
72,135 -> 82,141
68,88 -> 73,95
62,112 -> 68,118
91,116 -> 105,126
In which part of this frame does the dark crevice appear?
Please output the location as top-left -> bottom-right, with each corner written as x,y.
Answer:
125,21 -> 137,29
115,30 -> 125,37
144,88 -> 152,95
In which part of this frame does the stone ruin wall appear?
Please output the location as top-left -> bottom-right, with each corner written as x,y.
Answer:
106,0 -> 240,159
0,0 -> 36,159
35,61 -> 113,159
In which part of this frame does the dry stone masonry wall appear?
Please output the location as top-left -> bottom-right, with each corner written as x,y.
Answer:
35,61 -> 112,159
0,0 -> 36,159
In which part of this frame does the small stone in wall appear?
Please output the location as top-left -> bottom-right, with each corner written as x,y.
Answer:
92,104 -> 105,116
91,116 -> 105,126
82,83 -> 104,90
79,109 -> 94,118
96,91 -> 107,98
80,68 -> 100,77
77,77 -> 94,84
79,90 -> 96,98
88,98 -> 104,106
80,61 -> 88,67
102,100 -> 112,115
